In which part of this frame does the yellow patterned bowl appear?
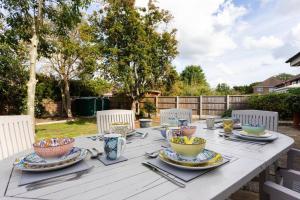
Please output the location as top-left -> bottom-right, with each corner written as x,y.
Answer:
169,136 -> 206,158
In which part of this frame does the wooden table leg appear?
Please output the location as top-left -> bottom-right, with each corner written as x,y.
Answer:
259,168 -> 269,200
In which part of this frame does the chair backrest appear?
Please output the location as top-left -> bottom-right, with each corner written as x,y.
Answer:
232,110 -> 278,131
160,109 -> 192,125
96,110 -> 135,134
0,115 -> 35,160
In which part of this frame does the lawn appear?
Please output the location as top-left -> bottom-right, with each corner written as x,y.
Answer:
35,118 -> 98,140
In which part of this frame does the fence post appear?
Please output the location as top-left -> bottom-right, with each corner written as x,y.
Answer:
199,95 -> 202,119
176,96 -> 179,108
155,96 -> 158,116
226,95 -> 230,110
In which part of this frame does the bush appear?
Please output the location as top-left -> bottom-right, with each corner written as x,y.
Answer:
143,101 -> 156,118
247,93 -> 295,120
222,108 -> 232,118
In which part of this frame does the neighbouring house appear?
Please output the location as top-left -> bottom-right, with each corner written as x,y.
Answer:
274,74 -> 300,93
286,51 -> 300,67
253,77 -> 283,94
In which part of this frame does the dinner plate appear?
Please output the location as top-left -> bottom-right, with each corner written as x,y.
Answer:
23,147 -> 81,167
238,130 -> 272,138
233,131 -> 278,142
126,129 -> 136,137
161,148 -> 217,166
15,148 -> 88,172
158,152 -> 224,170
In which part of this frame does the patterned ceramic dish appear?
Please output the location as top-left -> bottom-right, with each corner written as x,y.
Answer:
161,148 -> 217,166
33,138 -> 75,158
238,130 -> 272,138
169,136 -> 206,158
242,124 -> 265,135
23,147 -> 81,168
159,152 -> 224,170
15,148 -> 88,172
233,131 -> 278,141
110,123 -> 131,137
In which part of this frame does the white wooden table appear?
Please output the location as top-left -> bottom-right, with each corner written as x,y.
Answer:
0,121 -> 294,200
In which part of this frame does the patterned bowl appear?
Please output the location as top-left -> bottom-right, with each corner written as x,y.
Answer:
242,124 -> 265,135
33,138 -> 75,158
181,126 -> 197,137
169,136 -> 206,158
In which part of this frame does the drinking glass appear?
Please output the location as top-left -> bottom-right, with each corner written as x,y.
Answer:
223,119 -> 234,134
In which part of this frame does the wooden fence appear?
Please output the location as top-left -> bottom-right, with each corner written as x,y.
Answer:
109,95 -> 250,117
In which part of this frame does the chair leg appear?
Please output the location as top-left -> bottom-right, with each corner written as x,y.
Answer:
260,168 -> 270,200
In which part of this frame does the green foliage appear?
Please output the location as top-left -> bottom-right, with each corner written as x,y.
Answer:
222,108 -> 232,118
0,42 -> 28,114
143,101 -> 156,118
232,85 -> 253,94
247,93 -> 294,119
216,83 -> 231,95
36,74 -> 61,101
275,73 -> 294,81
70,78 -> 112,97
288,88 -> 300,95
91,0 -> 178,103
181,65 -> 208,86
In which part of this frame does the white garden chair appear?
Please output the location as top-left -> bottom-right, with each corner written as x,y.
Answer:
96,110 -> 135,135
160,109 -> 192,125
232,110 -> 278,131
262,148 -> 300,200
0,115 -> 35,160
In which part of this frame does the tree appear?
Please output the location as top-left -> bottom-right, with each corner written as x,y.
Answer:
232,85 -> 253,94
1,0 -> 91,121
45,21 -> 100,118
181,65 -> 208,86
92,0 -> 178,112
216,83 -> 231,95
275,73 -> 294,81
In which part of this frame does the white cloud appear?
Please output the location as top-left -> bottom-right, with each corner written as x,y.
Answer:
243,36 -> 284,49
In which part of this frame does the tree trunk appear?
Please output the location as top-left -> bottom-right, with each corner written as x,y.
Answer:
60,83 -> 67,117
131,99 -> 138,114
27,31 -> 38,125
63,77 -> 73,118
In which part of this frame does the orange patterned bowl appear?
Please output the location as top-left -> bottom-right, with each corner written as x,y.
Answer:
33,138 -> 75,158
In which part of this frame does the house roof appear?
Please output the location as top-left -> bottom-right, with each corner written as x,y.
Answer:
275,74 -> 300,87
286,51 -> 300,66
254,77 -> 283,87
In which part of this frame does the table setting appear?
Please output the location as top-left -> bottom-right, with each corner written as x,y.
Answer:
142,118 -> 233,188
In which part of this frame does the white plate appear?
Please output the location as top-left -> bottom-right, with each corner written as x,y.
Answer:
233,131 -> 278,142
158,153 -> 225,170
15,148 -> 88,172
238,130 -> 272,138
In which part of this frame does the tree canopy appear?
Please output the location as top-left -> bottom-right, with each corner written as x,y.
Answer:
91,0 -> 178,109
180,65 -> 208,86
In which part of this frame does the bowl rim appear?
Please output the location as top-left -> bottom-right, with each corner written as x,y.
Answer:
181,126 -> 197,129
170,137 -> 206,145
33,138 -> 75,148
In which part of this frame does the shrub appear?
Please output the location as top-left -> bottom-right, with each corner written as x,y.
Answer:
143,101 -> 156,118
247,93 -> 293,120
222,108 -> 232,118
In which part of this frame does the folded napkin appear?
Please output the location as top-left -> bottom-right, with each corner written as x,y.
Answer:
19,161 -> 91,186
146,156 -> 230,182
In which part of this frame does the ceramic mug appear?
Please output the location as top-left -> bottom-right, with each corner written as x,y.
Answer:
178,119 -> 188,127
104,134 -> 126,160
206,118 -> 215,129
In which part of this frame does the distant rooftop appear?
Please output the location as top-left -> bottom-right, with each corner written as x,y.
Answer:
254,77 -> 283,88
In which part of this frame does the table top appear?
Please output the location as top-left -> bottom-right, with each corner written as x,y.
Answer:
0,121 -> 294,200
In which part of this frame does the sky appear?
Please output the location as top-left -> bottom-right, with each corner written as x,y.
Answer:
134,0 -> 300,87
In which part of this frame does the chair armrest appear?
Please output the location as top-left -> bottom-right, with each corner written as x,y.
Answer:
288,149 -> 300,170
264,181 -> 300,200
280,169 -> 300,191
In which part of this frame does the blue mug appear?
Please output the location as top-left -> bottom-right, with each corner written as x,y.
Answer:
104,134 -> 126,160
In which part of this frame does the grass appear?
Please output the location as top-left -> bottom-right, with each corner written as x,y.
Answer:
35,118 -> 97,140
35,117 -> 161,140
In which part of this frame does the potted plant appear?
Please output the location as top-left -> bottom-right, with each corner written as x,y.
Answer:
139,101 -> 156,128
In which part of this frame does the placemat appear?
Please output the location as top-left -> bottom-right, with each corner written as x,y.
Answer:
19,161 -> 91,186
146,157 -> 230,182
98,156 -> 128,166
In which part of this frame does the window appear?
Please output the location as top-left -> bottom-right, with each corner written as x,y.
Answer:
256,87 -> 263,92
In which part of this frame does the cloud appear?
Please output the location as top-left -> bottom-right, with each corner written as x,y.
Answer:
243,36 -> 284,49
